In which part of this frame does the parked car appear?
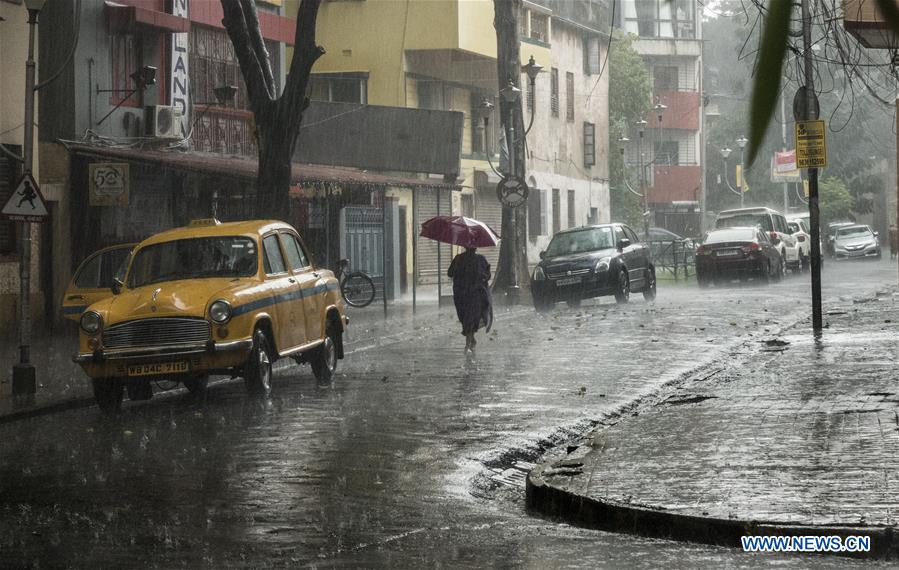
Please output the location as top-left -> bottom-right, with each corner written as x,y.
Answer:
714,207 -> 796,275
63,243 -> 135,321
645,227 -> 697,249
826,221 -> 855,258
695,227 -> 784,286
786,219 -> 811,272
530,223 -> 656,311
73,219 -> 348,414
832,224 -> 881,260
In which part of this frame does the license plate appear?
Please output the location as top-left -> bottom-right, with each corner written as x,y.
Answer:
555,276 -> 582,286
127,361 -> 189,377
715,250 -> 740,257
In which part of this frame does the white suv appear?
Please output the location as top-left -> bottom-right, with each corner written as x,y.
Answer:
787,218 -> 811,272
715,207 -> 799,275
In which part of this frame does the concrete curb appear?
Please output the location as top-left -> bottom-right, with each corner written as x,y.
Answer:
525,467 -> 898,559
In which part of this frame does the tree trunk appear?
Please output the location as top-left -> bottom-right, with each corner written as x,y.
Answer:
492,0 -> 529,300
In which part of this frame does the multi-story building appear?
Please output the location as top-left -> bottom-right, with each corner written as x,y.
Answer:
307,0 -> 611,277
0,1 -> 42,336
615,0 -> 703,236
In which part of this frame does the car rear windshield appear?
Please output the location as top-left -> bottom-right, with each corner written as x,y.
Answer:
128,236 -> 258,288
716,213 -> 773,232
835,226 -> 871,239
545,227 -> 615,257
704,228 -> 755,244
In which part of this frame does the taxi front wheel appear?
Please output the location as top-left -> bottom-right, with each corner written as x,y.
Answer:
92,377 -> 123,415
244,328 -> 273,394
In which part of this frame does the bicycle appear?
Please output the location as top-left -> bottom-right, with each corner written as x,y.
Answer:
335,258 -> 376,308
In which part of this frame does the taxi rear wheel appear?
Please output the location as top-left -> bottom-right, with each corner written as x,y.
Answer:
244,328 -> 272,394
311,325 -> 338,384
92,378 -> 123,415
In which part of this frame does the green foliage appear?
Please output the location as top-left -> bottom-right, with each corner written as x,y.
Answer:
818,176 -> 854,225
608,32 -> 651,227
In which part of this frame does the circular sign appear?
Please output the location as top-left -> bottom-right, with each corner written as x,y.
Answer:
792,86 -> 820,121
496,176 -> 529,208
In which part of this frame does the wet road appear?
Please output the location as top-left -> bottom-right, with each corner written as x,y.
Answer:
1,259 -> 897,568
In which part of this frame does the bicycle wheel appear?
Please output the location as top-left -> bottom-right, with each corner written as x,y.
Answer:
342,272 -> 376,308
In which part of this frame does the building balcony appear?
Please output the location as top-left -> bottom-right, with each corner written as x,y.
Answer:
844,0 -> 899,48
648,91 -> 700,131
192,107 -> 257,158
648,165 -> 701,205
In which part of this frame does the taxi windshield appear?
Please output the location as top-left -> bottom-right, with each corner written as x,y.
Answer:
128,237 -> 258,288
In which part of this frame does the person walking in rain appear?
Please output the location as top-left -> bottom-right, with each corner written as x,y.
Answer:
448,246 -> 493,354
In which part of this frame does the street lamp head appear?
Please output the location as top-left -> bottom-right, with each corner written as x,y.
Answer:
24,0 -> 47,12
499,81 -> 521,103
735,136 -> 748,149
476,98 -> 494,124
617,136 -> 630,154
720,147 -> 732,159
213,85 -> 238,106
522,55 -> 543,84
130,65 -> 157,89
653,102 -> 667,122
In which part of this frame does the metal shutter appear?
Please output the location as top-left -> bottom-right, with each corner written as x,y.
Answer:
474,171 -> 503,276
416,188 -> 453,284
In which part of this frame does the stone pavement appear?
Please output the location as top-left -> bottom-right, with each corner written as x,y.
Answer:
0,290 -> 470,422
528,287 -> 899,558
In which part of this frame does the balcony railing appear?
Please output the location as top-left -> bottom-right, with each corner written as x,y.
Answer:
192,106 -> 257,157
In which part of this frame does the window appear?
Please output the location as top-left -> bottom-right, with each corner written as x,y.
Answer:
566,72 -> 575,121
110,33 -> 142,107
470,93 -> 499,155
653,66 -> 678,92
583,35 -> 601,75
550,68 -> 559,117
528,187 -> 542,239
588,207 -> 599,225
461,194 -> 474,218
657,140 -> 679,165
567,190 -> 576,228
74,248 -> 131,289
583,122 -> 596,167
615,226 -> 626,244
552,189 -> 561,235
530,12 -> 549,43
263,235 -> 287,274
308,72 -> 368,104
525,73 -> 534,113
624,226 -> 640,244
624,0 -> 695,39
280,233 -> 310,271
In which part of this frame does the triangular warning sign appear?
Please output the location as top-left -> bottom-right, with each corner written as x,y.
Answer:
2,173 -> 48,223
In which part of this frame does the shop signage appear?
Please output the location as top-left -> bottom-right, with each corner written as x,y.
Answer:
89,163 -> 130,206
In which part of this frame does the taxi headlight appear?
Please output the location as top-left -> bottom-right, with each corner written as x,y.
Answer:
594,257 -> 611,273
533,266 -> 546,281
80,311 -> 102,334
209,300 -> 232,324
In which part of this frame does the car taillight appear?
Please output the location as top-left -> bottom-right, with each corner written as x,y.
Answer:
697,245 -> 709,255
742,242 -> 761,253
797,235 -> 806,242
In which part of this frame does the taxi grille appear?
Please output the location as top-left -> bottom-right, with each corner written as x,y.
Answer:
546,268 -> 592,280
103,318 -> 211,350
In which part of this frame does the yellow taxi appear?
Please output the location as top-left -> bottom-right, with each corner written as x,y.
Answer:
73,219 -> 348,414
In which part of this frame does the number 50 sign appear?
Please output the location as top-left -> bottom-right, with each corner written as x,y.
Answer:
89,163 -> 130,206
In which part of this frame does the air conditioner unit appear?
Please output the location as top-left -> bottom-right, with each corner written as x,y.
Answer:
145,105 -> 182,139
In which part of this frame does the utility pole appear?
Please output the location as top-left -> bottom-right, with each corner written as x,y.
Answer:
801,0 -> 823,333
781,89 -> 790,216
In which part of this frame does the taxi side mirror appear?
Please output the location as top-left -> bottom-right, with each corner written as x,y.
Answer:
111,278 -> 124,295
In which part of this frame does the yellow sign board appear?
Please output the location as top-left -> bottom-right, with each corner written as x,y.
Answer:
795,120 -> 827,168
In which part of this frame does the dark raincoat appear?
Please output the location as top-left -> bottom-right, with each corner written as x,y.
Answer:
447,249 -> 493,336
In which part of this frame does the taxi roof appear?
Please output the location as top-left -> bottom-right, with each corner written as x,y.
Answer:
138,220 -> 294,247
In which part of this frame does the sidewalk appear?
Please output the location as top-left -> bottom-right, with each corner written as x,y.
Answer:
0,287 -> 468,422
528,287 -> 899,558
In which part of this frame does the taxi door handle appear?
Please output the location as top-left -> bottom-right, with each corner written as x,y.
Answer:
288,278 -> 296,283
67,295 -> 84,301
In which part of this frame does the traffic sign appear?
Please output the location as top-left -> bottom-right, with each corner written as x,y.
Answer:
795,120 -> 827,169
1,172 -> 48,223
496,176 -> 529,208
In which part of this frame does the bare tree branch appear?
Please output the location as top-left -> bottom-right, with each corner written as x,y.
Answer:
238,0 -> 276,98
284,0 -> 325,114
220,0 -> 274,116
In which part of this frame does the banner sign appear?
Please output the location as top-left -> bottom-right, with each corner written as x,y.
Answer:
771,150 -> 802,183
170,0 -> 189,138
796,120 -> 828,168
89,163 -> 130,206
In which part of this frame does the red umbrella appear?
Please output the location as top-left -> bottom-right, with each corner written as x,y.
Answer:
420,215 -> 501,248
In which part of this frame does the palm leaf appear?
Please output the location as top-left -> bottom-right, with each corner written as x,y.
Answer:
747,0 -> 792,166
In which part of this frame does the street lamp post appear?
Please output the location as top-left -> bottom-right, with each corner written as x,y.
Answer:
498,80 -> 522,303
736,136 -> 748,208
635,119 -> 649,239
12,0 -> 48,396
719,147 -> 743,202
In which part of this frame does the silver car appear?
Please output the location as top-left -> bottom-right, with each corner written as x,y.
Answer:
832,225 -> 881,260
